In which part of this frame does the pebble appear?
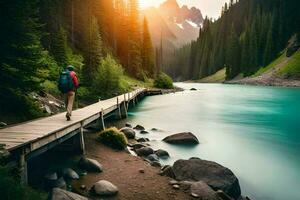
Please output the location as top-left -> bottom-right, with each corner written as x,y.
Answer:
80,185 -> 86,190
173,185 -> 180,190
169,180 -> 179,185
139,169 -> 145,173
191,193 -> 200,198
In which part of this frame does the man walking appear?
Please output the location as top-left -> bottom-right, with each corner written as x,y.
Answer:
58,65 -> 79,121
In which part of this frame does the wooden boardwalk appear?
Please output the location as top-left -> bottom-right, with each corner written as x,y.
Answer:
0,88 -> 147,183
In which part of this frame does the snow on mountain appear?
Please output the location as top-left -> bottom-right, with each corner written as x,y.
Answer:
143,0 -> 203,51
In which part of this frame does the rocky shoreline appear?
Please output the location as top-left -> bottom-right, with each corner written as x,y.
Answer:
44,122 -> 252,200
225,77 -> 300,87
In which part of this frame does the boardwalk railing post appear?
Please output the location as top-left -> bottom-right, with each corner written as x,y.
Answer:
101,108 -> 106,130
19,149 -> 28,184
117,97 -> 122,119
79,122 -> 85,154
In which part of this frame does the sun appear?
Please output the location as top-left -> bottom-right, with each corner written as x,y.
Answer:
139,0 -> 162,9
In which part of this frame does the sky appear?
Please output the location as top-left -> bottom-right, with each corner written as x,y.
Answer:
140,0 -> 229,19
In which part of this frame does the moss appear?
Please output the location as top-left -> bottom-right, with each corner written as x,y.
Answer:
97,127 -> 128,150
154,72 -> 174,89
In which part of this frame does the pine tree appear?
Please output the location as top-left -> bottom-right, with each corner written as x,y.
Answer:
82,16 -> 103,84
127,0 -> 142,77
0,0 -> 46,93
51,26 -> 70,69
142,17 -> 155,76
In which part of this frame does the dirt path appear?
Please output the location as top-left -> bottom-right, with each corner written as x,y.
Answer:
72,132 -> 192,200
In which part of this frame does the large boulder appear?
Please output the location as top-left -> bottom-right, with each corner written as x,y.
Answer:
78,157 -> 103,172
190,181 -> 220,200
91,180 -> 118,196
51,188 -> 88,200
135,147 -> 154,157
163,132 -> 199,145
120,127 -> 136,139
172,158 -> 241,199
62,168 -> 79,180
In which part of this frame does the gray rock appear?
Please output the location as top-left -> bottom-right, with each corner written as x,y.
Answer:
173,185 -> 180,190
0,122 -> 7,128
45,172 -> 58,182
62,168 -> 79,180
120,127 -> 136,139
137,138 -> 150,142
134,125 -> 145,131
51,188 -> 88,200
172,158 -> 241,199
163,132 -> 199,145
52,177 -> 67,190
135,147 -> 154,157
92,180 -> 118,196
131,143 -> 147,150
125,123 -> 132,128
217,190 -> 234,200
155,149 -> 170,158
151,161 -> 162,167
190,181 -> 219,200
140,130 -> 149,134
159,165 -> 175,179
78,157 -> 103,172
286,35 -> 300,57
169,180 -> 179,185
146,154 -> 159,162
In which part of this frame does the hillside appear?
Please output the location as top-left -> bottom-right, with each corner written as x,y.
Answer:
165,0 -> 300,81
227,50 -> 300,87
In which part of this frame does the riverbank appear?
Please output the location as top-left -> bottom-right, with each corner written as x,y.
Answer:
226,77 -> 300,87
71,131 -> 191,200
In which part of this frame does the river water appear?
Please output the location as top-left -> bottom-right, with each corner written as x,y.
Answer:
126,83 -> 300,200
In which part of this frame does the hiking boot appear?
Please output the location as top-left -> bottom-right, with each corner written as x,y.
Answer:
66,114 -> 71,121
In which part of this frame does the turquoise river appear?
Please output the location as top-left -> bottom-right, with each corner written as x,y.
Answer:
126,83 -> 300,200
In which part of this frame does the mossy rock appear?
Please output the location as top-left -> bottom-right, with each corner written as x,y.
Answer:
97,127 -> 128,150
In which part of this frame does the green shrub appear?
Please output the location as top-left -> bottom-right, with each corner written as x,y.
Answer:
154,72 -> 174,89
97,127 -> 128,150
0,166 -> 46,200
91,55 -> 124,99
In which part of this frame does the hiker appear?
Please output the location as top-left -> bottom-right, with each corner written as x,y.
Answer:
58,65 -> 79,121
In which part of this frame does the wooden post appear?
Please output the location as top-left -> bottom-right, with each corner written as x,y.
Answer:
101,108 -> 106,130
117,97 -> 122,119
79,123 -> 85,154
19,149 -> 28,184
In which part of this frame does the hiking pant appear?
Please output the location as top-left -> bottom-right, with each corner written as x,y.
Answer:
65,91 -> 75,117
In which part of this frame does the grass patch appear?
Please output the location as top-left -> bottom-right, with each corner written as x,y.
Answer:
277,50 -> 300,78
97,127 -> 128,150
198,68 -> 226,83
253,52 -> 286,77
